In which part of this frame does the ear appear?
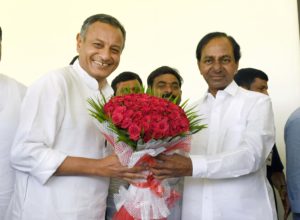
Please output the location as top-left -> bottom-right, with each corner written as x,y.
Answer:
179,88 -> 182,96
76,33 -> 82,53
197,60 -> 203,75
234,61 -> 239,72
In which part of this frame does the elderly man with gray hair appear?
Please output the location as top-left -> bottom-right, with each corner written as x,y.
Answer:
5,15 -> 144,220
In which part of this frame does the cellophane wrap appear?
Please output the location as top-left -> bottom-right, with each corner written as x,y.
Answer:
97,121 -> 191,220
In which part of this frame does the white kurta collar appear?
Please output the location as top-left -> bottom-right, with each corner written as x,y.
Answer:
71,59 -> 114,100
72,59 -> 100,91
223,80 -> 239,96
203,80 -> 239,101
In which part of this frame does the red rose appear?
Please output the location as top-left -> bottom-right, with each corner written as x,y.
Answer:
141,115 -> 151,133
112,112 -> 123,125
128,123 -> 141,141
120,117 -> 132,129
155,119 -> 169,135
101,93 -> 192,145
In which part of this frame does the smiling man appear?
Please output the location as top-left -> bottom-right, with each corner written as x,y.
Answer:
147,66 -> 183,105
5,14 -> 144,220
150,32 -> 277,220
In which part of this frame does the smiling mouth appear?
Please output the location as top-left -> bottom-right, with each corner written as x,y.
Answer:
211,75 -> 224,80
94,60 -> 109,67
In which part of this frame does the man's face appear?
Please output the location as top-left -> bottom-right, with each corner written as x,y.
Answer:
198,37 -> 238,96
115,79 -> 142,96
76,22 -> 124,85
152,73 -> 182,105
249,78 -> 269,95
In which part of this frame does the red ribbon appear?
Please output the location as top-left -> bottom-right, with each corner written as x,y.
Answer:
132,175 -> 164,197
113,206 -> 134,220
113,206 -> 168,220
112,137 -> 191,219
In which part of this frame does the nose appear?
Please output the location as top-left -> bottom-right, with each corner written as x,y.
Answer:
99,47 -> 111,61
163,84 -> 173,94
213,61 -> 222,72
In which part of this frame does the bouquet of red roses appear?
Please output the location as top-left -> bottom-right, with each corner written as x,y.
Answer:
88,93 -> 205,220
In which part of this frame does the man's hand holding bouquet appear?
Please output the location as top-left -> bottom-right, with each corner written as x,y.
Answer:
88,93 -> 205,220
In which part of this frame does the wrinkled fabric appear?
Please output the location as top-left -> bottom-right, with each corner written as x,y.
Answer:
0,74 -> 26,219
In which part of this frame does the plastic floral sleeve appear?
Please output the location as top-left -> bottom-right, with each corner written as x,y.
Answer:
96,121 -> 191,220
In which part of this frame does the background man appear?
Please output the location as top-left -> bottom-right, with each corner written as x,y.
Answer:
106,71 -> 143,220
285,107 -> 300,220
111,71 -> 143,96
234,67 -> 290,220
147,65 -> 183,105
0,26 -> 26,220
150,32 -> 277,219
5,14 -> 143,220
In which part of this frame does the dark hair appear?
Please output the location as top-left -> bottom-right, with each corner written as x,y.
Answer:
234,68 -> 268,89
80,14 -> 126,48
196,32 -> 241,62
147,66 -> 183,88
111,71 -> 143,95
0,26 -> 2,42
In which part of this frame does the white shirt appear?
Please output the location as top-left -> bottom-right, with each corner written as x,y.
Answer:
0,74 -> 26,220
182,81 -> 277,220
5,60 -> 113,220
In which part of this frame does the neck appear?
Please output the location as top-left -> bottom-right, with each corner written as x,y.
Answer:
98,79 -> 107,90
209,88 -> 218,97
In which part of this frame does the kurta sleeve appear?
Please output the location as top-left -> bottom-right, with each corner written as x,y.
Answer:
11,74 -> 68,184
192,95 -> 275,178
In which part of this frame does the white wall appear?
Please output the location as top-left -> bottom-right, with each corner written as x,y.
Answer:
0,0 -> 299,219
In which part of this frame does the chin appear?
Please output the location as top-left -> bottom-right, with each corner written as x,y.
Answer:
211,81 -> 228,88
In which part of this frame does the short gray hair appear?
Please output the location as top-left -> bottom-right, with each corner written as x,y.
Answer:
80,14 -> 126,47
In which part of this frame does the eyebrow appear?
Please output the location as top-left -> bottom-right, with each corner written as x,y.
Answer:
203,55 -> 232,59
157,81 -> 179,85
93,39 -> 122,49
220,55 -> 232,59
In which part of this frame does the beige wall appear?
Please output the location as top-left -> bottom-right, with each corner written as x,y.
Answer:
0,0 -> 299,219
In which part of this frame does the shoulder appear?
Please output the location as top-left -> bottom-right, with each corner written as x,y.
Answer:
237,86 -> 269,101
189,98 -> 205,112
24,66 -> 76,103
0,73 -> 25,87
30,66 -> 73,91
285,107 -> 300,128
234,87 -> 272,108
288,107 -> 300,120
0,74 -> 26,97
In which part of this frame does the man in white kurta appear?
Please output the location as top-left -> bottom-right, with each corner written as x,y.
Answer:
0,26 -> 27,219
5,14 -> 143,220
6,60 -> 113,219
182,81 -> 276,219
150,32 -> 277,220
0,74 -> 26,219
